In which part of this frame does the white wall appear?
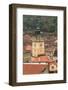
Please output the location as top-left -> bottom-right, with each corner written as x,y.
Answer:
0,0 -> 68,90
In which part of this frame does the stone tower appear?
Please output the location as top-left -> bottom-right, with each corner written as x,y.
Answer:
32,31 -> 45,57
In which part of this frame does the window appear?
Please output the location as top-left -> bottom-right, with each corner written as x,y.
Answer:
40,43 -> 42,47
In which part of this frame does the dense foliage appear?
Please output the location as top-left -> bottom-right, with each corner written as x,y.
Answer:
23,15 -> 57,33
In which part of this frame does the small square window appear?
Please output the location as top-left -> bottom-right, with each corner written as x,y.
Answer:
40,44 -> 42,46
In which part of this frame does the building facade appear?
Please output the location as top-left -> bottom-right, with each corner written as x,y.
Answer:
32,33 -> 45,57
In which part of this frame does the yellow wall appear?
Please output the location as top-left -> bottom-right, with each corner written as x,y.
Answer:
32,42 -> 45,57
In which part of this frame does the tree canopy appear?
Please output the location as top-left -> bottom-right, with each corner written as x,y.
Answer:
23,15 -> 57,33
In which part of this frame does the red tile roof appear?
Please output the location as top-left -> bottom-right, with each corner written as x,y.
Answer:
31,56 -> 53,63
24,45 -> 32,51
23,64 -> 48,74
